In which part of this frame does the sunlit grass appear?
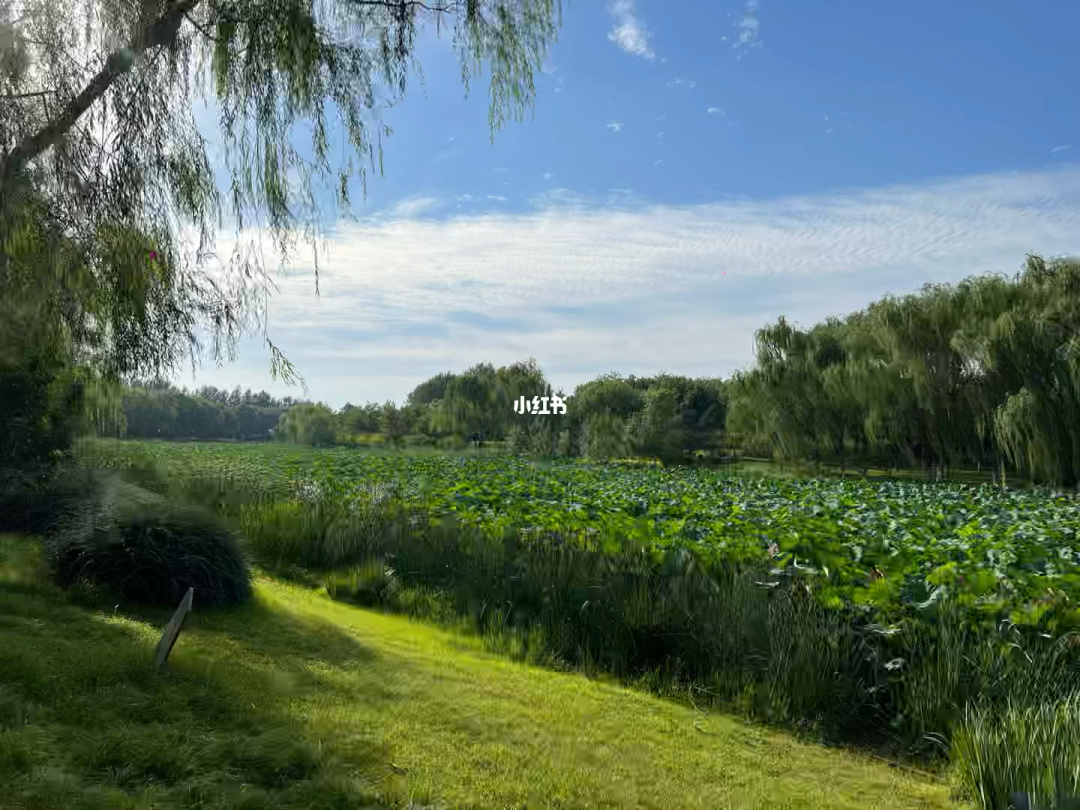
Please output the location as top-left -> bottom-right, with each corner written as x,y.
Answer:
0,535 -> 960,808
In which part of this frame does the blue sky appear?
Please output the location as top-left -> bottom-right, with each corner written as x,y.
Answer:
184,0 -> 1080,408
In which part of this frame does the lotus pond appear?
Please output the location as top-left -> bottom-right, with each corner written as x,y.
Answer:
82,439 -> 1080,629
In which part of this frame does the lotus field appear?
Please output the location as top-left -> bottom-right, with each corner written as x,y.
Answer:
82,439 -> 1080,629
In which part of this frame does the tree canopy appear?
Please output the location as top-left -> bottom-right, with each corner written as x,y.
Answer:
1,0 -> 561,379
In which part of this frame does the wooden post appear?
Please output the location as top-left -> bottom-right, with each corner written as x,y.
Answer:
154,587 -> 193,670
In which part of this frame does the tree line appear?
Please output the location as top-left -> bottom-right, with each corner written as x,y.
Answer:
103,381 -> 296,441
98,254 -> 1080,489
104,360 -> 731,461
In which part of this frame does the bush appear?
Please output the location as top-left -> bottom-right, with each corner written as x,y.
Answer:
45,477 -> 251,607
0,464 -> 104,536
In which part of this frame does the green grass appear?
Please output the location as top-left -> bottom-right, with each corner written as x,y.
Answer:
1,535 -> 961,809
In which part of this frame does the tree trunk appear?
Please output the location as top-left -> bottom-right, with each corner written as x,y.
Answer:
0,0 -> 201,185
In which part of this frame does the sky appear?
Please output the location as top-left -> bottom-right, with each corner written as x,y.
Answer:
182,0 -> 1080,409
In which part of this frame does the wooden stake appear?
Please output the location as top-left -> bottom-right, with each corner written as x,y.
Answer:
154,587 -> 193,670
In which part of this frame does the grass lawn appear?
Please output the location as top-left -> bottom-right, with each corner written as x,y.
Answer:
0,535 -> 963,809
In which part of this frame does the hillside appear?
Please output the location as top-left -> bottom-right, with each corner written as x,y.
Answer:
0,535 -> 959,809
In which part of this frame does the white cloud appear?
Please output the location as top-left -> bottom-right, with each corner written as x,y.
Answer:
487,195 -> 507,202
182,167 -> 1080,407
666,78 -> 696,89
386,196 -> 441,218
542,172 -> 553,180
707,107 -> 726,115
607,121 -> 623,132
734,0 -> 762,57
607,0 -> 655,60
1052,144 -> 1073,154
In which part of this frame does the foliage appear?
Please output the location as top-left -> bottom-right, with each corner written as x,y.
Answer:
119,380 -> 289,440
240,481 -> 398,570
951,694 -> 1080,809
44,474 -> 251,607
628,385 -> 687,464
275,402 -> 337,446
1,0 -> 561,364
82,439 -> 1080,773
84,439 -> 1080,617
729,256 -> 1080,487
581,411 -> 632,460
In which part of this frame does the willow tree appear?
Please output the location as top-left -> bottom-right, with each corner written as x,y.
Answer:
0,0 -> 561,470
982,256 -> 1080,487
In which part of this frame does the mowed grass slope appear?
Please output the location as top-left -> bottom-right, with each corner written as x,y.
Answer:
0,536 -> 960,809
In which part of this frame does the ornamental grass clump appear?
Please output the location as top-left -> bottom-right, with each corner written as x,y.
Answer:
45,474 -> 251,607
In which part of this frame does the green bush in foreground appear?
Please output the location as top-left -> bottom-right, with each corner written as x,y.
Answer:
45,477 -> 251,607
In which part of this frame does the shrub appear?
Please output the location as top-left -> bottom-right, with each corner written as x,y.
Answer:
45,477 -> 251,607
0,464 -> 104,536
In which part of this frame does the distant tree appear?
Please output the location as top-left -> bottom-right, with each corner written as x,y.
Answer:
628,386 -> 686,464
581,411 -> 631,461
276,403 -> 336,446
407,372 -> 458,407
339,402 -> 382,435
379,402 -> 408,446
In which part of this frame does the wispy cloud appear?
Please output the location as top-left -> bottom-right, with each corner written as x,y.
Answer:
542,62 -> 566,94
607,121 -> 623,133
185,167 -> 1080,406
666,78 -> 697,89
385,196 -> 442,219
487,195 -> 507,202
734,0 -> 763,58
707,107 -> 726,115
607,0 -> 655,60
1052,144 -> 1073,154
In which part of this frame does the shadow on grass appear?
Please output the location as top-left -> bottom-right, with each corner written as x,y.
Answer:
0,535 -> 394,809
